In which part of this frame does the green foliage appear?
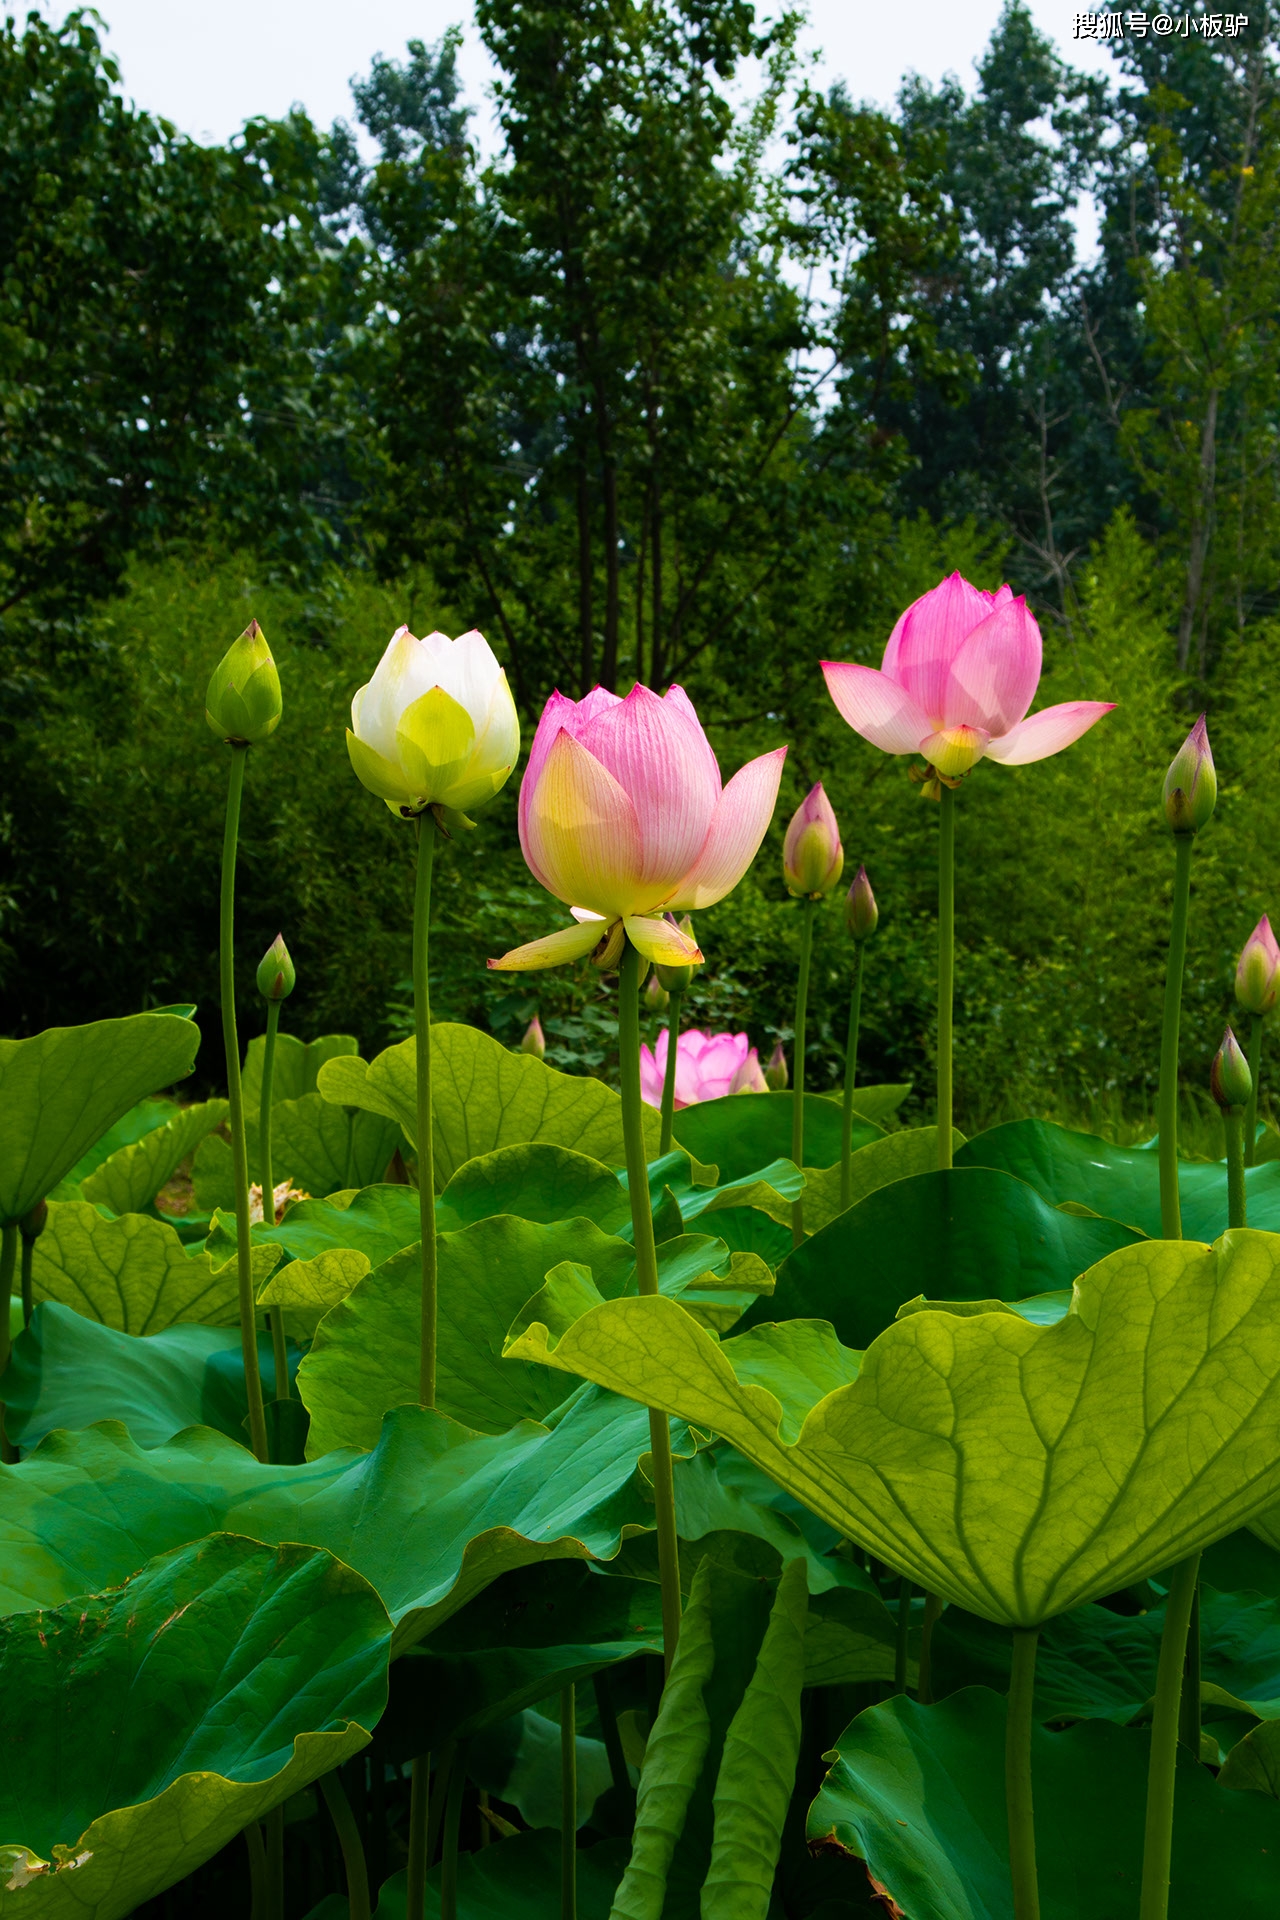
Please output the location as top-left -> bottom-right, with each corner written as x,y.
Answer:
29,1202 -> 241,1332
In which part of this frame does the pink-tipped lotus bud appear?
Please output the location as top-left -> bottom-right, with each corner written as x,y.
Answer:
656,915 -> 701,991
783,783 -> 844,898
1235,915 -> 1280,1018
729,1047 -> 769,1095
764,1041 -> 789,1091
644,972 -> 670,1015
1164,714 -> 1216,836
520,1015 -> 546,1060
256,934 -> 296,1002
1211,1026 -> 1252,1112
845,865 -> 878,942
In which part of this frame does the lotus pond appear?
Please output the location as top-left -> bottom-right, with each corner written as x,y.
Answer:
2,589 -> 1279,1920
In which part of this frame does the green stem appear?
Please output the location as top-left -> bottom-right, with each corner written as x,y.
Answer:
413,813 -> 438,1407
405,1753 -> 430,1919
937,782 -> 956,1171
259,998 -> 289,1402
19,1236 -> 33,1331
1005,1627 -> 1041,1920
425,1743 -> 456,1868
244,1818 -> 267,1920
893,1577 -> 911,1695
318,1770 -> 370,1920
1244,1012 -> 1263,1167
592,1671 -> 630,1801
917,1591 -> 944,1704
618,939 -> 683,1676
1140,1552 -> 1201,1920
264,1804 -> 284,1920
840,946 -> 865,1213
1157,836 -> 1194,1241
1179,1581 -> 1202,1755
658,988 -> 685,1157
790,896 -> 817,1247
561,1684 -> 577,1920
439,1739 -> 468,1920
0,1223 -> 13,1462
220,745 -> 269,1464
1224,1109 -> 1247,1230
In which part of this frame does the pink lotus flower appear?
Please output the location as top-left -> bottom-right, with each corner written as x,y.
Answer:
640,1029 -> 768,1108
821,573 -> 1114,778
489,684 -> 786,971
1236,915 -> 1280,1017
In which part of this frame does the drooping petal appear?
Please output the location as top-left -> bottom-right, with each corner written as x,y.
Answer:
577,685 -> 720,894
985,701 -> 1116,766
487,919 -> 610,972
521,727 -> 646,917
623,915 -> 705,968
820,664 -> 931,755
665,747 -> 788,911
884,575 -> 1014,718
943,597 -> 1043,736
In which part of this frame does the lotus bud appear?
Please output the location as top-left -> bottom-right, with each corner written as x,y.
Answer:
764,1041 -> 789,1091
18,1199 -> 47,1242
729,1048 -> 769,1094
783,783 -> 844,898
1163,714 -> 1216,836
656,915 -> 701,992
520,1015 -> 546,1060
845,865 -> 878,942
1235,915 -> 1280,1018
255,933 -> 296,1002
1211,1026 -> 1252,1112
645,972 -> 670,1016
205,620 -> 282,745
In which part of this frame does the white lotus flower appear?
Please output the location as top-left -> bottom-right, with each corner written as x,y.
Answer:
346,626 -> 520,816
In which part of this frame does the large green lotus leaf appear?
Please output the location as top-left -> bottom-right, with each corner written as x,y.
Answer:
672,1092 -> 880,1184
738,1167 -> 1142,1349
931,1584 -> 1280,1726
507,1231 -> 1280,1626
5,1303 -> 294,1450
820,1082 -> 912,1125
365,1831 -> 628,1920
242,1030 -> 360,1108
268,1092 -> 402,1199
299,1220 -> 733,1451
248,1183 -> 421,1268
28,1203 -> 244,1333
799,1127 -> 964,1236
0,1532 -> 388,1920
0,1398 -> 656,1650
0,1015 -> 201,1224
958,1117 -> 1280,1240
807,1687 -> 1280,1919
434,1143 -> 631,1237
671,1159 -> 804,1231
53,1097 -> 180,1197
258,1248 -> 372,1315
317,1024 -> 662,1186
697,1206 -> 792,1268
1203,1528 -> 1280,1599
79,1098 -> 228,1215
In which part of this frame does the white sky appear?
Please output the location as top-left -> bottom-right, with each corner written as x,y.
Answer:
39,1 -> 1114,147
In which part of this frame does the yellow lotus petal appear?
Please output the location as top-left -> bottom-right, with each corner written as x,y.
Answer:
623,915 -> 704,967
346,730 -> 417,809
523,729 -> 645,918
395,686 -> 477,799
487,919 -> 614,973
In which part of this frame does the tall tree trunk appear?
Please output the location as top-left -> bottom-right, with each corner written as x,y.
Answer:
577,447 -> 594,696
650,467 -> 664,688
1177,386 -> 1218,672
594,376 -> 620,692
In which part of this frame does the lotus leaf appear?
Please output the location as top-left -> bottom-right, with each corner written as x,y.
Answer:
798,1127 -> 965,1235
672,1092 -> 879,1184
27,1204 -> 242,1333
80,1099 -> 228,1215
0,1014 -> 201,1224
372,1831 -> 628,1919
819,1082 -> 912,1124
54,1097 -> 180,1195
434,1143 -> 631,1236
242,1030 -> 360,1107
269,1092 -> 402,1199
507,1231 -> 1280,1625
258,1248 -> 372,1315
249,1183 -> 421,1268
0,1532 -> 389,1920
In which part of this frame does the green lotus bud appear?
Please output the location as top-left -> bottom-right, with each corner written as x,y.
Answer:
205,620 -> 282,745
18,1199 -> 47,1242
1211,1026 -> 1252,1112
764,1041 -> 789,1091
845,865 -> 878,942
256,934 -> 296,1002
644,972 -> 670,1016
1235,915 -> 1280,1018
656,915 -> 701,992
1163,714 -> 1216,836
520,1015 -> 546,1060
783,784 -> 844,898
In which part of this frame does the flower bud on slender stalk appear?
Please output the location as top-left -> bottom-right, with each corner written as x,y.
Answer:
765,1042 -> 789,1091
256,934 -> 296,1003
1163,713 -> 1216,837
1156,716 -> 1215,1243
841,867 -> 879,1211
1235,916 -> 1279,1167
18,1199 -> 46,1331
206,621 -> 282,746
783,784 -> 844,898
256,937 -> 296,1406
845,865 -> 878,943
520,1015 -> 546,1060
1212,1026 -> 1251,1236
644,973 -> 670,1017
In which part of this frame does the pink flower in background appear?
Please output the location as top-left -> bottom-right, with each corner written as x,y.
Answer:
821,573 -> 1114,779
640,1029 -> 768,1109
1236,915 -> 1280,1017
490,684 -> 786,972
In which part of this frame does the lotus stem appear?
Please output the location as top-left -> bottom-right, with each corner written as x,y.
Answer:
658,987 -> 685,1157
1157,835 -> 1194,1241
219,744 -> 269,1465
593,1671 -> 630,1801
1179,1582 -> 1201,1755
263,1805 -> 284,1920
18,1227 -> 35,1331
413,812 -> 439,1408
1140,1551 -> 1201,1920
790,896 -> 817,1246
439,1738 -> 468,1920
618,939 -> 683,1676
840,945 -> 865,1211
917,1591 -> 944,1703
244,1817 -> 267,1920
893,1577 -> 911,1694
405,1753 -> 430,1919
937,782 -> 956,1170
1005,1627 -> 1041,1920
0,1223 -> 15,1461
319,1769 -> 370,1920
259,997 -> 289,1402
1245,1012 -> 1263,1167
1224,1109 -> 1247,1230
561,1684 -> 577,1920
